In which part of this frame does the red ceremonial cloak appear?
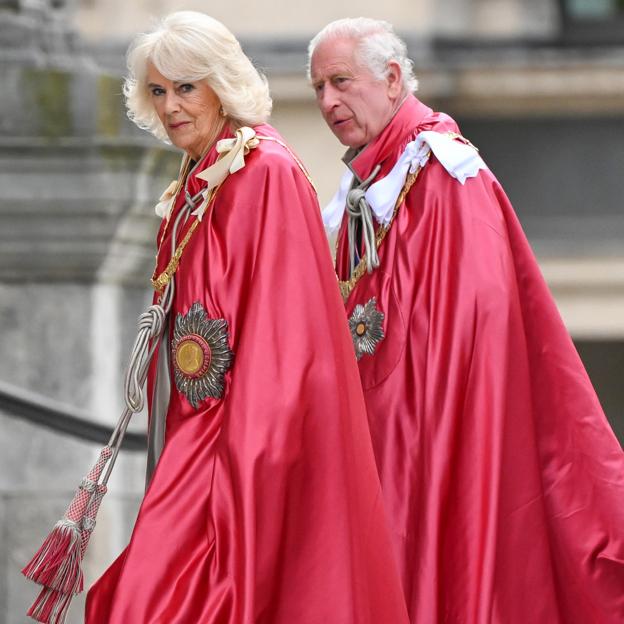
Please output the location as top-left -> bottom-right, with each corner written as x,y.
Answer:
333,96 -> 624,623
85,124 -> 409,623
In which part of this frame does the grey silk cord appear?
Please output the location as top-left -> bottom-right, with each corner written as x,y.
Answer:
100,187 -> 206,487
346,164 -> 381,275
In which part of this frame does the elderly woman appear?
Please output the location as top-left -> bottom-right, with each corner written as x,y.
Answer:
78,11 -> 408,624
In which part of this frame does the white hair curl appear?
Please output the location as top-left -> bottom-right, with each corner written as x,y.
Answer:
124,11 -> 272,141
308,17 -> 418,94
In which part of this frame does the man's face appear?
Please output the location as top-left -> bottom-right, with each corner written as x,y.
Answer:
310,36 -> 401,149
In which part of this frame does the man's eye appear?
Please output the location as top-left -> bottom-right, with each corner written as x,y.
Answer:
333,77 -> 349,88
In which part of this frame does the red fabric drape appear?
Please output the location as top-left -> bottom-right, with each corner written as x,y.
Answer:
85,124 -> 409,624
335,96 -> 624,623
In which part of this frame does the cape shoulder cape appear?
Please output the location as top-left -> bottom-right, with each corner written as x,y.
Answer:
86,124 -> 409,624
334,97 -> 624,623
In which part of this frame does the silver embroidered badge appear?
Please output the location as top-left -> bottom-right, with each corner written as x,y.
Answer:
349,297 -> 385,360
171,302 -> 233,407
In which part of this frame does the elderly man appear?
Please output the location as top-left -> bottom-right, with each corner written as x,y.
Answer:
309,17 -> 624,624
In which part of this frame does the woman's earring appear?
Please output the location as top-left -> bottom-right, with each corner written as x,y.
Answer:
219,106 -> 227,117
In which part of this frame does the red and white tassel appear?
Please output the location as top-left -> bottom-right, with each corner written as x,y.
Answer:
22,519 -> 82,594
27,586 -> 73,624
25,484 -> 109,624
22,446 -> 112,593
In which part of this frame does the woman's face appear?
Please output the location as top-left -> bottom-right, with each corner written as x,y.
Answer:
147,62 -> 223,160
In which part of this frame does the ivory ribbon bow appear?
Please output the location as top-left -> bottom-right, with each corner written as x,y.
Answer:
322,130 -> 488,233
153,126 -> 259,221
193,126 -> 259,220
154,180 -> 178,219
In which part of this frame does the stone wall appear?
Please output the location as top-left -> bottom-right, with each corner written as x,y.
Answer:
0,3 -> 178,621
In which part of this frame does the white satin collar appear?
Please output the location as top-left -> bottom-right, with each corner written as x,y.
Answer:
322,130 -> 488,233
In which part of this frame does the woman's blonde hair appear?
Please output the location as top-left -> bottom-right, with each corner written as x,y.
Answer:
124,11 -> 272,141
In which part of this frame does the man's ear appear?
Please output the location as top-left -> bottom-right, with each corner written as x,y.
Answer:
386,60 -> 403,98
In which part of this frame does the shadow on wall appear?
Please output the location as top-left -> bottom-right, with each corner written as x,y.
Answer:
576,340 -> 624,444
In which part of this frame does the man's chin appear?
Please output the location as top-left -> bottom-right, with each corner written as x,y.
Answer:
331,128 -> 363,149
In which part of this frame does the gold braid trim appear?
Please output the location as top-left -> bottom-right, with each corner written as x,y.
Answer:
152,133 -> 315,295
151,186 -> 218,294
338,164 -> 424,303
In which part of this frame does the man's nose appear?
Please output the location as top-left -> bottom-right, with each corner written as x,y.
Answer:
318,85 -> 339,115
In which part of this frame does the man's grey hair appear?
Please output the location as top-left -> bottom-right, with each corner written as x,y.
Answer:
307,17 -> 418,93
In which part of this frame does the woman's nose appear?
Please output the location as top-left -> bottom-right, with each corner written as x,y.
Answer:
164,91 -> 182,114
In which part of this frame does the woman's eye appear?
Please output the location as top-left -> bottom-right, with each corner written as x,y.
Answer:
179,83 -> 195,93
151,87 -> 165,96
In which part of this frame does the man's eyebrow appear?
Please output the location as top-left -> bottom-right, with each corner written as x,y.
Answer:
314,71 -> 350,82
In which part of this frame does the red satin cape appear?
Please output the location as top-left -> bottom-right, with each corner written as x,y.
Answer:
85,124 -> 409,623
335,96 -> 624,623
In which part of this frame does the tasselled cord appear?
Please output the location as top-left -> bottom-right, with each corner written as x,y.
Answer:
346,164 -> 382,275
101,187 -> 206,486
